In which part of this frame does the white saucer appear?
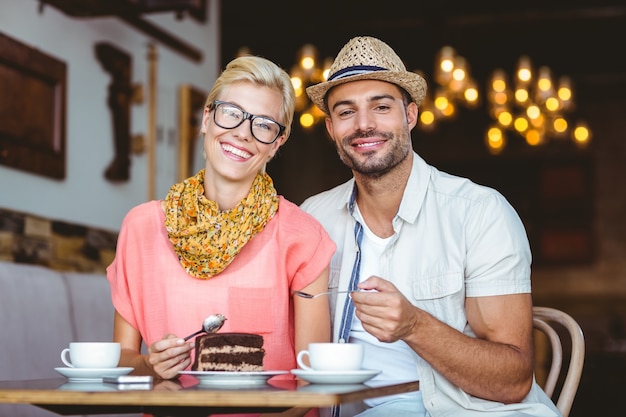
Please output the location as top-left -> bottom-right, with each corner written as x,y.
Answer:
54,367 -> 133,382
291,369 -> 381,384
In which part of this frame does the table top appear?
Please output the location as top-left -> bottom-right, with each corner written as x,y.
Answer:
0,375 -> 419,416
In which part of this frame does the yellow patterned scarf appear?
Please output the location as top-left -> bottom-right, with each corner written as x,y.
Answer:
164,169 -> 279,279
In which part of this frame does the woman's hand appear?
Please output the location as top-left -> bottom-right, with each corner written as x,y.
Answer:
147,334 -> 195,380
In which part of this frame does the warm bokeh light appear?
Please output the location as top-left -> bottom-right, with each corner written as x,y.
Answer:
573,123 -> 591,146
517,56 -> 532,83
518,68 -> 532,82
515,88 -> 529,103
486,55 -> 591,151
487,126 -> 503,142
291,77 -> 302,90
498,111 -> 513,127
452,68 -> 466,82
412,47 -> 592,152
464,87 -> 479,103
526,105 -> 541,119
420,110 -> 435,126
537,67 -> 553,92
530,113 -> 545,128
441,58 -> 454,73
514,117 -> 529,132
493,91 -> 508,105
299,112 -> 315,129
545,97 -> 560,112
553,117 -> 568,133
486,126 -> 506,154
286,45 -> 335,128
492,77 -> 507,93
417,46 -> 480,135
525,129 -> 542,146
434,95 -> 449,111
558,78 -> 572,101
441,102 -> 455,117
301,56 -> 314,70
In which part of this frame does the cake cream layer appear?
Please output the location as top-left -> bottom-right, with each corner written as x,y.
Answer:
202,345 -> 261,354
195,360 -> 263,372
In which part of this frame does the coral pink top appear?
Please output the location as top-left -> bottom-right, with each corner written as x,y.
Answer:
107,197 -> 335,371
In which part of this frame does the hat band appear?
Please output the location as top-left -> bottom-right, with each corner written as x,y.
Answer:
327,65 -> 388,82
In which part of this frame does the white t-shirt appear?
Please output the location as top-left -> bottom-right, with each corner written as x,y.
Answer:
350,206 -> 422,408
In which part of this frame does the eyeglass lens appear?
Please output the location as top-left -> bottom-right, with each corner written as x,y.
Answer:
213,102 -> 282,144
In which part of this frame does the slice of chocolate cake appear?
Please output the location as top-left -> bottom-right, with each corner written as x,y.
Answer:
192,333 -> 265,372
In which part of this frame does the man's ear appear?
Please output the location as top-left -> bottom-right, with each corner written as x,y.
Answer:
325,117 -> 336,143
406,102 -> 419,129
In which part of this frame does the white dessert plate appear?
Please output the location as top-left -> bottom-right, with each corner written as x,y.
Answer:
291,369 -> 381,384
179,370 -> 288,386
54,367 -> 133,382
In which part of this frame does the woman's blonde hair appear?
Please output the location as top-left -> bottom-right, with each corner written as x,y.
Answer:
205,55 -> 296,142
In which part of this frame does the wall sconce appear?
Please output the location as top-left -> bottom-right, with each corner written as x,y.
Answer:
485,55 -> 591,154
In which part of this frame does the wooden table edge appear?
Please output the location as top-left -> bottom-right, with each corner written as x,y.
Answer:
0,379 -> 419,408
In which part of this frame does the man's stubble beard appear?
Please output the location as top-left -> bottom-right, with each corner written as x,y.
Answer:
335,126 -> 412,179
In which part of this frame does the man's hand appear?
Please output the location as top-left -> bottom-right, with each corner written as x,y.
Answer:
351,276 -> 419,343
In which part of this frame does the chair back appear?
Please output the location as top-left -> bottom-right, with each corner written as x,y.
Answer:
533,306 -> 585,417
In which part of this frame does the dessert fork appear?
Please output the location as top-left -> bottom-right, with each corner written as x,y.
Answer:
292,289 -> 353,299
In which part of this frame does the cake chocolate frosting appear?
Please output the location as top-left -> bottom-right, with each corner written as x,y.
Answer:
192,332 -> 265,372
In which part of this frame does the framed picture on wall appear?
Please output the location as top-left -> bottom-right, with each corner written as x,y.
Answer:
0,32 -> 67,179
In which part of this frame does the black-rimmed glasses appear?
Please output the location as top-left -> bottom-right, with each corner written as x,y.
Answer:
211,100 -> 285,144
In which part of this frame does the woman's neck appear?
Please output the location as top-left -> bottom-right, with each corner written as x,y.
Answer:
203,172 -> 257,211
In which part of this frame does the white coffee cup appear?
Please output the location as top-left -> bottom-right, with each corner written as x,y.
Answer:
61,342 -> 121,368
296,342 -> 363,372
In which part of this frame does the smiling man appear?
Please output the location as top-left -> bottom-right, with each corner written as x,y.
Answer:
300,36 -> 561,417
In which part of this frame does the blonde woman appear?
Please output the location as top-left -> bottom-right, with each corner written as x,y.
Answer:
107,56 -> 335,380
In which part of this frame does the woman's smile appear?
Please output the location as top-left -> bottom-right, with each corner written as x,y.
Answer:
221,142 -> 252,160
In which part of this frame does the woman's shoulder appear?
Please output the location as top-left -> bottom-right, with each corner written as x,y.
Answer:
273,197 -> 336,259
121,200 -> 164,229
277,196 -> 319,220
276,196 -> 328,233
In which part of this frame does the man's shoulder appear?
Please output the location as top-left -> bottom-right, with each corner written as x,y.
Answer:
429,165 -> 503,203
300,180 -> 353,215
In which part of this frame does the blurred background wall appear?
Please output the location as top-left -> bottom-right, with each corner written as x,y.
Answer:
0,0 -> 220,231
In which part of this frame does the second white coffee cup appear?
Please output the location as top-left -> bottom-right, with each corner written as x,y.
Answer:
296,342 -> 363,372
61,342 -> 121,368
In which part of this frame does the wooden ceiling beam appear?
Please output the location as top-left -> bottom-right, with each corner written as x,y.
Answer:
39,0 -> 203,62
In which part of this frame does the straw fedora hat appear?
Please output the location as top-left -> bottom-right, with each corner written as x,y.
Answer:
306,36 -> 427,114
